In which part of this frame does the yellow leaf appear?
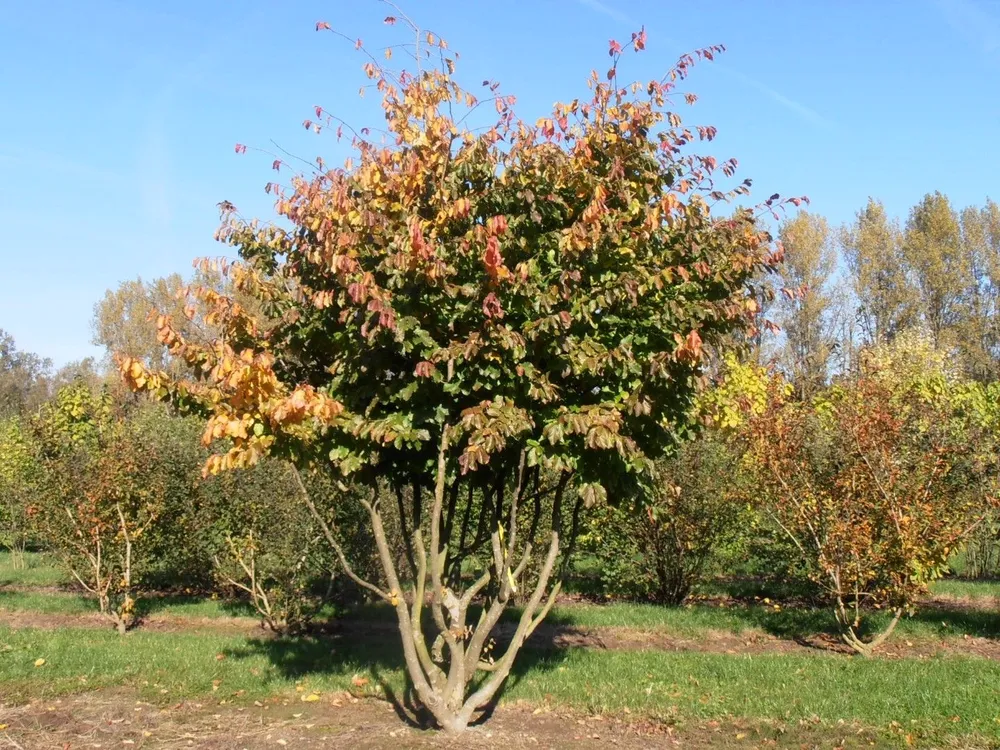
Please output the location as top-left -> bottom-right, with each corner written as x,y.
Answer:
33,658 -> 45,667
0,724 -> 7,730
301,693 -> 320,702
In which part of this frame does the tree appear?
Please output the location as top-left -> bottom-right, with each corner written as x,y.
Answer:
584,436 -> 748,604
956,199 -> 1000,380
121,17 -> 791,732
0,329 -> 51,418
744,332 -> 995,656
93,275 -> 188,371
32,384 -> 166,634
50,357 -> 107,393
902,192 -> 971,350
0,417 -> 42,568
203,461 -> 352,634
839,199 -> 915,345
776,212 -> 837,396
92,267 -> 258,373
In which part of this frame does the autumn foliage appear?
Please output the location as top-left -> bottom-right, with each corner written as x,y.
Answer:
120,12 -> 794,731
31,385 -> 166,634
744,335 -> 997,655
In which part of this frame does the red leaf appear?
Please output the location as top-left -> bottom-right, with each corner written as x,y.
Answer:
271,160 -> 282,171
314,105 -> 323,119
384,16 -> 396,24
676,329 -> 703,363
633,27 -> 647,51
609,39 -> 622,56
483,236 -> 504,280
315,21 -> 331,31
482,292 -> 504,319
234,143 -> 247,154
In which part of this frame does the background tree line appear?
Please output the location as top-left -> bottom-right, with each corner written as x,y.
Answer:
773,193 -> 1000,392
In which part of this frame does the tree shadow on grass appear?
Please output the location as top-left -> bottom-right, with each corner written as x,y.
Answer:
219,595 -> 1000,728
221,613 -> 575,729
907,603 -> 1000,638
686,597 -> 1000,645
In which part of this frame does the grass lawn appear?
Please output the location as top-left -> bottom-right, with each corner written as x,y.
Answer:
930,578 -> 1000,600
3,584 -> 1000,644
2,623 -> 1000,745
0,588 -> 262,619
4,552 -> 1000,745
0,551 -> 69,587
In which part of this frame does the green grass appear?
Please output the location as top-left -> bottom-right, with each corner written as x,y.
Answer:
544,598 -> 1000,642
0,588 -> 262,619
348,596 -> 1000,642
930,578 -> 1000,600
1,623 -> 999,744
6,585 -> 998,645
0,551 -> 69,587
0,590 -> 96,615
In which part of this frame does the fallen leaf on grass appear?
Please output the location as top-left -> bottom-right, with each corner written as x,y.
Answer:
34,658 -> 45,667
301,693 -> 320,703
351,675 -> 369,688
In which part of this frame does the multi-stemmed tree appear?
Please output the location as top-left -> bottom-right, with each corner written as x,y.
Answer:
121,15 -> 793,732
744,332 -> 997,655
32,385 -> 166,634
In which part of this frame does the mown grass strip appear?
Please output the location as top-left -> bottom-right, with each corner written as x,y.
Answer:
2,624 -> 999,743
4,585 -> 1000,647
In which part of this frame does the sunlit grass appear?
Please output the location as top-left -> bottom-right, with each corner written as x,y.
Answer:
0,551 -> 69,587
2,624 -> 999,744
930,578 -> 1000,600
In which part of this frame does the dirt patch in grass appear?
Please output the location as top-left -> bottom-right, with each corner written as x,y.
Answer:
0,608 -> 266,636
0,582 -> 75,594
0,688 -> 900,749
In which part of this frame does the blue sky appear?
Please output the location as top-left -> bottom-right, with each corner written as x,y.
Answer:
2,0 -> 998,366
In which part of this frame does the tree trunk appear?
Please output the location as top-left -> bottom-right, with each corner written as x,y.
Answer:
835,599 -> 903,657
297,442 -> 567,733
